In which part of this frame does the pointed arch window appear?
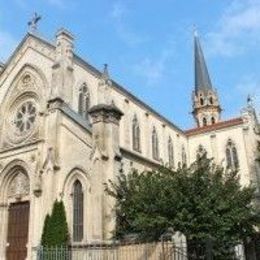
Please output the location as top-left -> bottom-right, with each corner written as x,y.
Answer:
226,140 -> 239,169
78,84 -> 90,120
168,137 -> 174,168
132,115 -> 141,152
203,117 -> 207,126
73,180 -> 84,242
182,145 -> 187,166
152,127 -> 159,160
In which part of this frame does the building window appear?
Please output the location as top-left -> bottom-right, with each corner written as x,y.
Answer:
73,180 -> 84,242
168,137 -> 174,168
132,115 -> 141,152
78,84 -> 90,120
209,96 -> 213,105
152,127 -> 159,160
203,117 -> 207,126
211,117 -> 215,124
14,101 -> 37,134
226,140 -> 239,169
182,145 -> 187,166
200,98 -> 204,106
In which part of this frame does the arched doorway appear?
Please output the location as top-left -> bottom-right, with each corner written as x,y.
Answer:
2,169 -> 30,260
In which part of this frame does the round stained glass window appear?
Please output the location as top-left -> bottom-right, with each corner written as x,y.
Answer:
14,101 -> 37,133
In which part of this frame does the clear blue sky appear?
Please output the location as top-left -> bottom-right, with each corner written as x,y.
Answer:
0,0 -> 259,129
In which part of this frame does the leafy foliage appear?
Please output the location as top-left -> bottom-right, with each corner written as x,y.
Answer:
41,214 -> 51,246
41,200 -> 70,246
105,155 -> 260,249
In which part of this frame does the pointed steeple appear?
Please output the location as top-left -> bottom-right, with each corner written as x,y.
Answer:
194,31 -> 213,93
192,29 -> 222,127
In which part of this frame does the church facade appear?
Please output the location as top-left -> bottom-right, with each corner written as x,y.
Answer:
0,28 -> 259,260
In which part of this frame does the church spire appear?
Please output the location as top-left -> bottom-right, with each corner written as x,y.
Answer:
194,31 -> 213,93
192,30 -> 221,127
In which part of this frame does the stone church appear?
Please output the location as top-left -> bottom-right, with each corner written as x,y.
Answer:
0,25 -> 259,260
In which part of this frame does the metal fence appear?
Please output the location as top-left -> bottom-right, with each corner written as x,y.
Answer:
36,241 -> 248,260
178,242 -> 246,260
36,242 -> 177,260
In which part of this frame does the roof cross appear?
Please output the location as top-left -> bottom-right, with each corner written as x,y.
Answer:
28,12 -> 41,32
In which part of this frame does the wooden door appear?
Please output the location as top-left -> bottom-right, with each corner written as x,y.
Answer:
6,201 -> 30,260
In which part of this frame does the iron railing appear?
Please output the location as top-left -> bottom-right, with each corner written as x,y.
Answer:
36,241 -> 248,260
36,242 -> 175,260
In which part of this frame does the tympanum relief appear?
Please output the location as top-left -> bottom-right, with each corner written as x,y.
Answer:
8,171 -> 30,199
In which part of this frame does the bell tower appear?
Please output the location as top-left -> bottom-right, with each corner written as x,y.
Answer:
192,31 -> 221,127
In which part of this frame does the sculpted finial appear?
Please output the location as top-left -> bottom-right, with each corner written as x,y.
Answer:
28,12 -> 42,33
98,63 -> 112,104
102,63 -> 110,81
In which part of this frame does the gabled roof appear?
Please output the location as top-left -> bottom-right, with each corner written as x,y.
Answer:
2,31 -> 243,137
185,117 -> 244,136
0,32 -> 56,82
8,32 -> 184,134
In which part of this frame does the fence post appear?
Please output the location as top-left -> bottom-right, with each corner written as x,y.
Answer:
144,243 -> 148,260
205,239 -> 213,260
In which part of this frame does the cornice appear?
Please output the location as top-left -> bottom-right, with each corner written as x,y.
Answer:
185,117 -> 244,137
120,147 -> 161,169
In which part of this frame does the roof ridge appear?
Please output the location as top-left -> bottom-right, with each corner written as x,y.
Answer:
185,117 -> 243,136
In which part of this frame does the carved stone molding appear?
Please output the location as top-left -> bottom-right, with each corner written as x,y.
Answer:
42,147 -> 60,171
0,203 -> 8,208
33,175 -> 42,198
89,104 -> 124,125
8,171 -> 30,199
47,97 -> 64,110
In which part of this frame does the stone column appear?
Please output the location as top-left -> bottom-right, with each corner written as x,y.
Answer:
89,103 -> 123,242
0,203 -> 8,259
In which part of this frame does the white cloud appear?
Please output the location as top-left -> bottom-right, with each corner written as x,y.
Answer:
110,1 -> 145,47
46,0 -> 66,9
133,40 -> 176,86
14,0 -> 28,9
111,1 -> 125,20
0,30 -> 17,62
14,0 -> 67,9
133,58 -> 164,85
206,0 -> 260,56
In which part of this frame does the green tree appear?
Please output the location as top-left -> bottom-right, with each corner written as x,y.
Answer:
105,155 -> 260,257
41,200 -> 69,246
41,214 -> 51,246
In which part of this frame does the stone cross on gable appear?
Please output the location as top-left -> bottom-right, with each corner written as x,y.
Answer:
28,12 -> 41,32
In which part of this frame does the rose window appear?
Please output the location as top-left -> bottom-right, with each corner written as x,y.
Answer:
14,101 -> 37,133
